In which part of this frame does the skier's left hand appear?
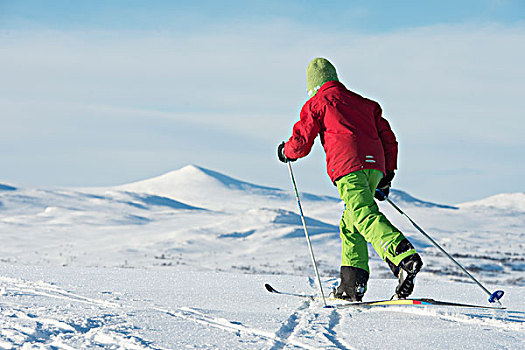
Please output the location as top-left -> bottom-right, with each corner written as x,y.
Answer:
277,142 -> 296,163
375,170 -> 395,201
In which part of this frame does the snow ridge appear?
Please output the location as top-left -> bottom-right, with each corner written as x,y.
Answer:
0,184 -> 17,191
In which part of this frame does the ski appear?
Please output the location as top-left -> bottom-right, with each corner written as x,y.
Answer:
264,283 -> 316,300
328,298 -> 506,310
264,283 -> 506,310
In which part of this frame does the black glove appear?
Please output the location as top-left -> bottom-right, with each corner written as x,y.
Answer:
375,170 -> 395,201
277,142 -> 296,163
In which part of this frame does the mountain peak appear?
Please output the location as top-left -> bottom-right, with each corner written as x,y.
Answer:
146,164 -> 284,193
116,165 -> 294,210
178,164 -> 206,174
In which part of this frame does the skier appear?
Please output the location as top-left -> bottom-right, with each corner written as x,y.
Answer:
277,58 -> 423,301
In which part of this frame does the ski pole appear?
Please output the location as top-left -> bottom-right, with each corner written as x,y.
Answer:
377,189 -> 504,304
287,161 -> 327,306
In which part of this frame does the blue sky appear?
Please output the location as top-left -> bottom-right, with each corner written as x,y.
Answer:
1,0 -> 524,203
2,0 -> 524,32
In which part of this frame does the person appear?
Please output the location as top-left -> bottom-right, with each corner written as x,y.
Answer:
277,57 -> 423,301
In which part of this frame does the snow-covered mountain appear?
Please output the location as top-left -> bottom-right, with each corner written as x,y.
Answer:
459,192 -> 525,213
0,165 -> 523,282
118,164 -> 338,211
389,189 -> 458,209
1,165 -> 524,348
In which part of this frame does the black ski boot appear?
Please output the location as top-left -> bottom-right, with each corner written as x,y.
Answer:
394,253 -> 423,299
333,266 -> 369,302
386,239 -> 423,299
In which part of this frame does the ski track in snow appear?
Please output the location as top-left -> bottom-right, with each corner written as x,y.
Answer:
2,274 -> 348,349
0,276 -> 160,349
1,272 -> 524,349
0,276 -> 121,308
157,300 -> 356,350
159,306 -> 316,350
267,299 -> 356,350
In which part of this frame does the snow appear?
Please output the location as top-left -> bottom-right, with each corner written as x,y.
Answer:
459,192 -> 525,213
0,165 -> 524,348
0,267 -> 523,349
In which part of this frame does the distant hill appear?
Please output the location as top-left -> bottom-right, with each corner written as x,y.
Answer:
389,189 -> 458,210
458,192 -> 525,213
118,165 -> 455,210
118,165 -> 338,211
0,165 -> 523,286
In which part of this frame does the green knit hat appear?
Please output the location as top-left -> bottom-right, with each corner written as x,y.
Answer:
306,57 -> 339,97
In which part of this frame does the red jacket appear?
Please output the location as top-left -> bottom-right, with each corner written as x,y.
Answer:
284,81 -> 398,184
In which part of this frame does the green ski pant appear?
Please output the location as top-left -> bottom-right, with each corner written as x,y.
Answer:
337,169 -> 417,273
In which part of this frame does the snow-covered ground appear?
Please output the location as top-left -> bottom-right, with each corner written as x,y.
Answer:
1,165 -> 524,349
